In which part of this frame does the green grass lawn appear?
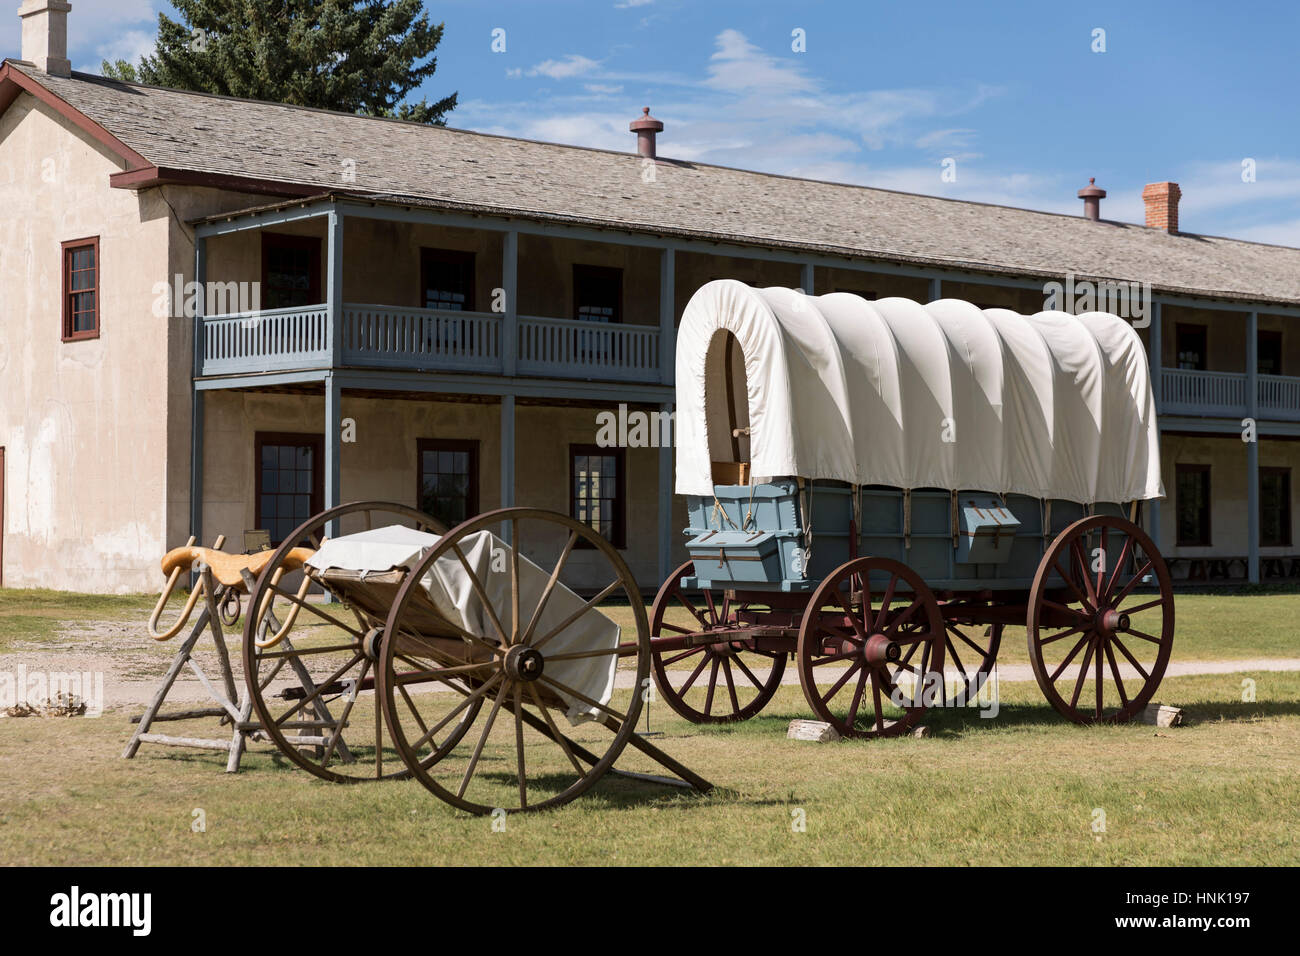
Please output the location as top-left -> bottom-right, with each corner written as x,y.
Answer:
1,586 -> 1297,865
1,671 -> 1297,866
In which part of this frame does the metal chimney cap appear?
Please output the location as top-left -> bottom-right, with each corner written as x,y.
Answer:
1077,177 -> 1107,199
629,107 -> 664,133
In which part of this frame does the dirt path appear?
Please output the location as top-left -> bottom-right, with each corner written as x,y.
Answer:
1,610 -> 1296,709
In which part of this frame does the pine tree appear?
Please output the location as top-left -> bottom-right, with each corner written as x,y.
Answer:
101,0 -> 455,125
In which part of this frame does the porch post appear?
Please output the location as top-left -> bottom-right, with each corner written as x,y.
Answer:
500,393 -> 516,529
327,207 -> 344,367
928,277 -> 942,302
659,247 -> 675,385
324,372 -> 342,538
503,229 -> 518,376
189,236 -> 206,544
658,402 -> 673,586
1246,309 -> 1260,584
1149,302 -> 1162,550
800,262 -> 814,296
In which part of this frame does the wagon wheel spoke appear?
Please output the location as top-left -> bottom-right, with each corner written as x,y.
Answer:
1071,540 -> 1099,608
321,658 -> 370,769
662,645 -> 706,667
836,589 -> 869,643
263,582 -> 367,639
526,682 -> 587,777
884,600 -> 922,637
1111,635 -> 1150,681
679,652 -> 712,693
532,578 -> 622,652
1103,639 -> 1128,708
1095,636 -> 1105,718
874,574 -> 898,632
703,657 -> 720,715
450,543 -> 511,649
543,645 -> 628,662
1069,637 -> 1097,711
702,588 -> 722,627
1103,534 -> 1134,600
518,529 -> 578,646
1048,633 -> 1092,682
1054,560 -> 1093,610
657,621 -> 692,635
675,593 -> 711,631
509,518 -> 521,644
722,657 -> 741,713
1117,597 -> 1164,616
1096,525 -> 1108,600
870,671 -> 886,733
1125,628 -> 1163,645
846,665 -> 869,727
730,653 -> 766,690
1038,624 -> 1086,646
513,688 -> 527,809
411,672 -> 502,753
821,660 -> 862,706
538,675 -> 629,725
274,652 -> 365,727
456,684 -> 507,800
1110,559 -> 1153,606
393,660 -> 495,685
1041,599 -> 1089,623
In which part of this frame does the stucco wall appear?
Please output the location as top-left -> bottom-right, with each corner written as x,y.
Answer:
0,94 -> 171,592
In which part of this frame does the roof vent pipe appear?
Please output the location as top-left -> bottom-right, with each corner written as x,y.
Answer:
629,107 -> 663,159
1077,177 -> 1106,221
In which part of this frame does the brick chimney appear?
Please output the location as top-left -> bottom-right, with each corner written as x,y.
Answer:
1143,181 -> 1182,234
1077,177 -> 1106,221
19,0 -> 72,77
629,107 -> 663,159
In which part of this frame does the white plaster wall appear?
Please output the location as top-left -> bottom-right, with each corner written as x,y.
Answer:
0,95 -> 170,592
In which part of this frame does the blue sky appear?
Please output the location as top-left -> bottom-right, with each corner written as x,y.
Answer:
6,0 -> 1299,245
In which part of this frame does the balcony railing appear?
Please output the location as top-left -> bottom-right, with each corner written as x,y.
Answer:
1161,368 -> 1300,421
198,304 -> 663,384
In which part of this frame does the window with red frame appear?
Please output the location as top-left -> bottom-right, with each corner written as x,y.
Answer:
62,237 -> 100,340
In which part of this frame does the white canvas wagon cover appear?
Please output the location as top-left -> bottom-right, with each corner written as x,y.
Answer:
675,280 -> 1163,504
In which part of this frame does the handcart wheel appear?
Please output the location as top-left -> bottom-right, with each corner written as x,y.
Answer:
242,501 -> 480,783
796,556 -> 945,738
1028,515 -> 1174,724
649,560 -> 786,723
378,507 -> 650,815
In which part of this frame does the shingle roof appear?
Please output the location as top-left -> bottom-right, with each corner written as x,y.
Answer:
10,61 -> 1300,307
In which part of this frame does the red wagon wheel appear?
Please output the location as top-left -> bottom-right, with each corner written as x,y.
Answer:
649,560 -> 787,723
796,556 -> 945,738
1028,514 -> 1174,724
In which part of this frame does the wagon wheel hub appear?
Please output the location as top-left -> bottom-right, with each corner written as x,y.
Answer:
863,633 -> 902,666
1095,607 -> 1130,640
504,644 -> 545,683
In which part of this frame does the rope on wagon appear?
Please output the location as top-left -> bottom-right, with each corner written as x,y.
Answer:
741,476 -> 758,531
711,495 -> 740,530
797,477 -> 813,578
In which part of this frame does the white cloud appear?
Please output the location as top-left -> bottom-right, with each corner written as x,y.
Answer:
526,55 -> 601,80
96,28 -> 155,68
584,83 -> 624,95
615,0 -> 655,7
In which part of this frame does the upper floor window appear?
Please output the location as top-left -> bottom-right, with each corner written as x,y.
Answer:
418,438 -> 479,529
574,264 -> 622,323
1175,324 -> 1207,371
1258,330 -> 1283,376
261,233 -> 321,310
421,248 -> 476,311
62,237 -> 100,341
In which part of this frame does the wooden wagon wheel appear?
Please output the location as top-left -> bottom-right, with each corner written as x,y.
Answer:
796,556 -> 945,738
649,560 -> 787,723
1028,514 -> 1174,724
377,507 -> 650,815
242,501 -> 480,783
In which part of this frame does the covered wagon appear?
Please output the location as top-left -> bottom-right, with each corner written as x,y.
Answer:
650,280 -> 1174,736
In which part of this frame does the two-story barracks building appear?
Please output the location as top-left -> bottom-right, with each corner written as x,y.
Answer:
2,6 -> 1298,593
